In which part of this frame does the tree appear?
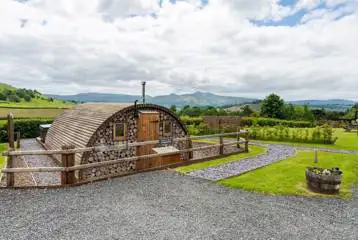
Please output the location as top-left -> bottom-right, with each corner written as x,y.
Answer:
0,92 -> 6,101
24,95 -> 32,102
303,104 -> 315,122
283,103 -> 296,120
260,93 -> 284,119
169,105 -> 177,113
7,94 -> 20,102
241,105 -> 254,116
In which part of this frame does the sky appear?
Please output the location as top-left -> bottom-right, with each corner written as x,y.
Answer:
0,0 -> 357,100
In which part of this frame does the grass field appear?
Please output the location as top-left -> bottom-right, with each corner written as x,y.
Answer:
0,108 -> 65,119
0,143 -> 7,170
176,145 -> 266,173
218,151 -> 358,199
0,98 -> 73,109
252,128 -> 358,151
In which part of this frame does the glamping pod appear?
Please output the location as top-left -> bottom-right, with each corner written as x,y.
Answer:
45,103 -> 191,179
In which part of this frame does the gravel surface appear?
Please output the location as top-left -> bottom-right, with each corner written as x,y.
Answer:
187,144 -> 296,181
0,171 -> 356,240
20,139 -> 61,186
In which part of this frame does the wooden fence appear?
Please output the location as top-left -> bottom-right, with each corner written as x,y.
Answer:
1,129 -> 249,188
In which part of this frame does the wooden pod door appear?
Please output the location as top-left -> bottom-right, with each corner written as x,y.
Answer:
136,111 -> 160,170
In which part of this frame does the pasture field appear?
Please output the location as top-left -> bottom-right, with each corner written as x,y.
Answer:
0,108 -> 65,119
218,151 -> 358,199
0,98 -> 73,109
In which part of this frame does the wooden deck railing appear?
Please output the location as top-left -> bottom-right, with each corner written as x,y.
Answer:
1,130 -> 249,188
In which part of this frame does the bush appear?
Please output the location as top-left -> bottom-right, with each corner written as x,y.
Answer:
24,95 -> 32,102
241,117 -> 314,128
7,94 -> 21,103
247,125 -> 337,145
0,119 -> 53,142
180,116 -> 203,126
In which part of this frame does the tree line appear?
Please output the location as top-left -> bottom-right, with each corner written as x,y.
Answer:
170,93 -> 356,122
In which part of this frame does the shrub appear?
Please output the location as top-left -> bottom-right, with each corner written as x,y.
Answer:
180,116 -> 203,126
241,117 -> 314,128
0,118 -> 53,142
247,125 -> 337,145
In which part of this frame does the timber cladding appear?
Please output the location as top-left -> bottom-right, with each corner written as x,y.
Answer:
45,103 -> 191,180
203,116 -> 242,129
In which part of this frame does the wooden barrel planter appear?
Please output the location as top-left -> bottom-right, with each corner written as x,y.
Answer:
305,167 -> 343,194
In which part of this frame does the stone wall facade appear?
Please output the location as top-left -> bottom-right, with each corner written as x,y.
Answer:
79,109 -> 188,180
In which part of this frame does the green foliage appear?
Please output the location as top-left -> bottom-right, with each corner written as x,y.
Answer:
24,95 -> 32,102
7,94 -> 21,102
260,93 -> 285,119
0,92 -> 6,101
180,116 -> 203,125
169,105 -> 177,113
241,117 -> 314,128
248,125 -> 337,144
0,118 -> 53,142
241,105 -> 254,116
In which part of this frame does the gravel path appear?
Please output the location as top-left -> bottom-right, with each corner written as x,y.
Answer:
187,144 -> 296,181
0,171 -> 356,240
20,139 -> 61,186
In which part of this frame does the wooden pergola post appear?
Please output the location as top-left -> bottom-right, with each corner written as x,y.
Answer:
7,113 -> 15,187
61,145 -> 76,186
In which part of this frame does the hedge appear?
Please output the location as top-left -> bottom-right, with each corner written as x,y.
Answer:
248,125 -> 337,144
240,117 -> 314,128
0,118 -> 53,143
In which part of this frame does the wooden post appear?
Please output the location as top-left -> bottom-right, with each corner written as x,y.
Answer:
314,150 -> 318,163
6,113 -> 15,187
244,131 -> 249,152
219,136 -> 224,155
237,127 -> 241,149
16,132 -> 20,149
61,145 -> 76,186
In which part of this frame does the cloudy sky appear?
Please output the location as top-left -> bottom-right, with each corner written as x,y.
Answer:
1,0 -> 357,100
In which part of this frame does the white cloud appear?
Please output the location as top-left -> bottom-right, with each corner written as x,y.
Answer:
0,0 -> 357,100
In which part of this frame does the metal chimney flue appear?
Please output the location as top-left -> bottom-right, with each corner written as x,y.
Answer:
142,81 -> 146,104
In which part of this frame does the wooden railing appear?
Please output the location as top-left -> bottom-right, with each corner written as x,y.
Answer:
1,130 -> 249,188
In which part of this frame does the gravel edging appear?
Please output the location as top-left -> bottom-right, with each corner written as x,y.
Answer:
187,144 -> 296,181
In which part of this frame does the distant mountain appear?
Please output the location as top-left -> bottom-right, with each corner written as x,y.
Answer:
47,91 -> 257,107
290,99 -> 357,111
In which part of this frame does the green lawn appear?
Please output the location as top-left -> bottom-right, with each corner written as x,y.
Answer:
0,143 -> 8,170
218,151 -> 358,199
176,145 -> 266,173
253,128 -> 358,151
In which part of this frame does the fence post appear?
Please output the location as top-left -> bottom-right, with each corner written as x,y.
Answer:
237,127 -> 241,149
16,132 -> 20,149
61,145 -> 76,186
219,136 -> 224,155
7,113 -> 15,187
244,131 -> 249,152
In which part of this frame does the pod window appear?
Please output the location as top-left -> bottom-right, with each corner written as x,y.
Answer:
114,123 -> 126,140
163,121 -> 172,136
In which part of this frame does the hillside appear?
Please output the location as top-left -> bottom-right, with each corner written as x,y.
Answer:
0,83 -> 73,109
0,83 -> 74,119
47,91 -> 258,107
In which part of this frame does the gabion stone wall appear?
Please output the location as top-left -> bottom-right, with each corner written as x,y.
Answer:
79,109 -> 189,180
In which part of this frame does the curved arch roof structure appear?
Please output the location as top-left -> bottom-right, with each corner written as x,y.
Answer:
45,103 -> 187,152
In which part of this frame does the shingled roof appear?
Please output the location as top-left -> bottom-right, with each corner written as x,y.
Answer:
45,103 -> 132,152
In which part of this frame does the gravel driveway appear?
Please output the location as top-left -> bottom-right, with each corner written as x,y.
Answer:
0,171 -> 356,240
